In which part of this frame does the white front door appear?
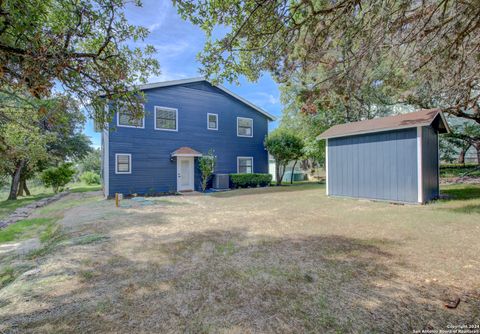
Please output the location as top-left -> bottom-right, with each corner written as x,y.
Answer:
177,157 -> 194,191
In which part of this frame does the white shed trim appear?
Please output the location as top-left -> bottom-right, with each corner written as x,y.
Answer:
417,126 -> 423,203
325,139 -> 329,195
102,126 -> 109,198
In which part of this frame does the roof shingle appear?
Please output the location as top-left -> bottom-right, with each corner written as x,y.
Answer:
171,147 -> 202,157
318,109 -> 449,139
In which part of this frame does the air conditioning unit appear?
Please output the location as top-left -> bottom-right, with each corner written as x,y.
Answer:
213,174 -> 230,189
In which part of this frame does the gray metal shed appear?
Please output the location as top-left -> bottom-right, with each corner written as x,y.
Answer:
318,109 -> 450,204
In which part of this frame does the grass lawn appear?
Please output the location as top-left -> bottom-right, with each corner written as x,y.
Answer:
0,183 -> 479,333
440,164 -> 480,178
0,183 -> 101,220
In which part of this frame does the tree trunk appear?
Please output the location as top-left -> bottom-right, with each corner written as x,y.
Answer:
8,160 -> 25,200
474,143 -> 480,165
290,160 -> 298,184
275,162 -> 282,186
23,179 -> 31,196
17,178 -> 24,197
457,145 -> 470,164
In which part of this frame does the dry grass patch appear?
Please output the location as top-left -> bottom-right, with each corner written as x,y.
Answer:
0,184 -> 479,333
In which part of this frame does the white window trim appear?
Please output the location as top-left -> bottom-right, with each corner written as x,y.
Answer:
115,153 -> 132,174
207,113 -> 218,130
154,106 -> 178,132
237,156 -> 254,174
237,117 -> 253,137
116,104 -> 145,128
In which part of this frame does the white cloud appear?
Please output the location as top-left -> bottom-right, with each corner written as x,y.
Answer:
153,41 -> 191,58
249,92 -> 280,106
148,68 -> 195,83
148,22 -> 162,32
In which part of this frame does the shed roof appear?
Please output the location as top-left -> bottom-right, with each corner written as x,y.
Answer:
318,109 -> 450,139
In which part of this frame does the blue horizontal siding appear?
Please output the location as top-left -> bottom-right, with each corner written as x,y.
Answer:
328,128 -> 418,203
107,81 -> 269,196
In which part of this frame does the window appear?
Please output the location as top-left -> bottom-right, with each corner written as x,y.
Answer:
115,154 -> 131,174
207,113 -> 218,130
117,105 -> 144,128
237,157 -> 253,174
237,117 -> 253,137
155,106 -> 178,131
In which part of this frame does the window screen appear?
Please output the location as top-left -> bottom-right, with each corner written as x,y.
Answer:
116,154 -> 131,173
238,157 -> 253,174
118,110 -> 143,127
237,118 -> 253,137
155,107 -> 177,130
208,113 -> 218,130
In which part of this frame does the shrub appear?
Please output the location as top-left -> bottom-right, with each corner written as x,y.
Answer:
198,150 -> 216,192
264,128 -> 304,185
41,163 -> 76,193
80,171 -> 101,185
440,163 -> 477,169
230,173 -> 272,188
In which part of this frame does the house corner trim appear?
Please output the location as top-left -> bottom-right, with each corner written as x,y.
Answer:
417,126 -> 423,203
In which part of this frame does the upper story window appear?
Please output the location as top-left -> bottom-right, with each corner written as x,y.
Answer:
237,157 -> 253,174
115,153 -> 131,174
207,113 -> 218,130
237,117 -> 253,137
155,106 -> 178,131
117,105 -> 145,128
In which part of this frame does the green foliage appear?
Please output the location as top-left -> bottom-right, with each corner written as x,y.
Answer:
41,163 -> 76,193
0,91 -> 92,200
198,150 -> 216,192
440,118 -> 480,164
264,129 -> 304,185
0,0 -> 160,126
0,107 -> 53,176
440,164 -> 480,178
77,149 -> 101,175
80,172 -> 101,185
175,0 -> 480,125
230,173 -> 272,188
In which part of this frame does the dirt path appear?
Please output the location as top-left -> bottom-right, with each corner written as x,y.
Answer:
0,185 -> 479,333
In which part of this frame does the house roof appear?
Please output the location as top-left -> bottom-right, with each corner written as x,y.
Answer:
318,109 -> 450,140
124,77 -> 277,121
171,147 -> 203,157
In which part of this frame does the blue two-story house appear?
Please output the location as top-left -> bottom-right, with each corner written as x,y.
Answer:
101,78 -> 276,197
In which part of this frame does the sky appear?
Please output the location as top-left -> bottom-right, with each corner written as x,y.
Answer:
84,0 -> 282,149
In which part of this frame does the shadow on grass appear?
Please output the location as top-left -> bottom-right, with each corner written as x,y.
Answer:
210,182 -> 324,198
447,204 -> 480,214
1,227 -> 478,333
440,184 -> 480,201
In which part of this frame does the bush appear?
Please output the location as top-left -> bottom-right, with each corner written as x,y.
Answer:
230,173 -> 272,188
80,171 -> 101,185
41,163 -> 76,193
198,150 -> 216,192
440,163 -> 478,169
